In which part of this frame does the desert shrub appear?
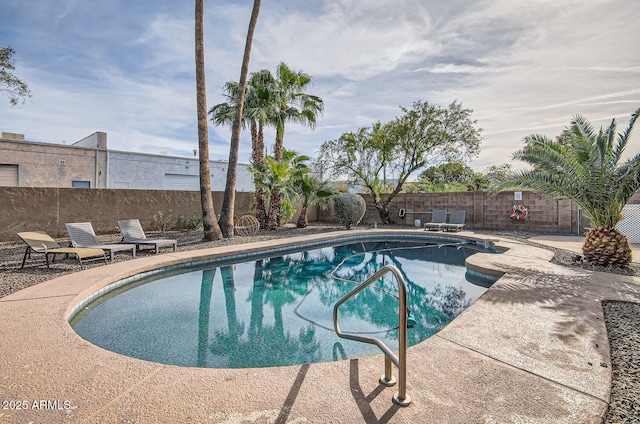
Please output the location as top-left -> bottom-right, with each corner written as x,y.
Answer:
151,209 -> 176,234
333,193 -> 366,229
184,212 -> 203,231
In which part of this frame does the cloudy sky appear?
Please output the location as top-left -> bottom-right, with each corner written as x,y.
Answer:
1,0 -> 639,171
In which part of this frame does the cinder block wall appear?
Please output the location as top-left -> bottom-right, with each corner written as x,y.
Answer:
318,191 -> 585,234
0,187 -> 254,241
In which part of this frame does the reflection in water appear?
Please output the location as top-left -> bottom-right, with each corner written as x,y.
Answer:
72,241 -> 495,368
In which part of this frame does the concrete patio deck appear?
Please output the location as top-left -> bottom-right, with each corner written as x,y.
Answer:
1,229 -> 639,423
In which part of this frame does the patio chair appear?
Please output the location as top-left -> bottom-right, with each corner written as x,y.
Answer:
118,219 -> 177,254
65,222 -> 136,261
424,209 -> 448,231
441,210 -> 466,232
16,231 -> 107,269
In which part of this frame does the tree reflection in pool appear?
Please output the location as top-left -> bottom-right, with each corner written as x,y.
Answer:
70,239 -> 498,368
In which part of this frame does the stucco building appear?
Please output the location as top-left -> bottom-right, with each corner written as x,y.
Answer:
0,131 -> 253,191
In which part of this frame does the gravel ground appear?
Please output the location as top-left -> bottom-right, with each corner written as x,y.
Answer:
0,225 -> 637,422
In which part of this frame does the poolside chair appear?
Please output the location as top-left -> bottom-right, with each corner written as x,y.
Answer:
65,222 -> 136,261
424,209 -> 448,231
16,231 -> 107,269
441,210 -> 466,232
118,219 -> 177,254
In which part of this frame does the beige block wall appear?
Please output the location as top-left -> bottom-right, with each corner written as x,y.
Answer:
318,191 -> 583,234
0,187 -> 254,241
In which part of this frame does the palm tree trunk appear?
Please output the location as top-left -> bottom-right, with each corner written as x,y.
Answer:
219,0 -> 262,238
197,268 -> 215,367
274,129 -> 284,162
296,206 -> 308,228
195,0 -> 222,241
268,188 -> 280,230
253,122 -> 268,228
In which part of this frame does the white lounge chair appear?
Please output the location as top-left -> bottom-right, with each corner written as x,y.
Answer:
65,222 -> 136,261
118,219 -> 177,254
441,210 -> 466,232
424,209 -> 448,231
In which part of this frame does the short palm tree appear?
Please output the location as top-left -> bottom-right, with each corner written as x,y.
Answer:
493,108 -> 640,267
295,174 -> 334,228
252,149 -> 311,229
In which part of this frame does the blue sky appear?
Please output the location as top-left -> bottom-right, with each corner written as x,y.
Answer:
1,0 -> 639,171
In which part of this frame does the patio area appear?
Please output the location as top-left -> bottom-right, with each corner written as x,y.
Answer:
1,229 -> 639,423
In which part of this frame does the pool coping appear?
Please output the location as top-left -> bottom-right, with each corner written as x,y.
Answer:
1,229 -> 640,423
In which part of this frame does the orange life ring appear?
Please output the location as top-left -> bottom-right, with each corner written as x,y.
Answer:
510,205 -> 528,220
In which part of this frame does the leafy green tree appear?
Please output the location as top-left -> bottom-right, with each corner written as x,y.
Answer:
0,46 -> 31,106
217,0 -> 262,238
419,162 -> 473,185
317,101 -> 481,224
195,0 -> 222,240
493,108 -> 640,266
295,174 -> 334,228
466,164 -> 512,191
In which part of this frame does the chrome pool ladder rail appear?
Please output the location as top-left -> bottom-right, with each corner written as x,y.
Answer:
333,264 -> 411,406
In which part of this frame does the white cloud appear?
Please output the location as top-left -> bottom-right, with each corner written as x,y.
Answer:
1,0 -> 639,173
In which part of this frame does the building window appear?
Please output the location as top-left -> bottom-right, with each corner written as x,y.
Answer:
0,164 -> 18,186
72,181 -> 91,188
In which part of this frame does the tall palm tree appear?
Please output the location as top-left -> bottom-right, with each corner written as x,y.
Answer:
195,0 -> 222,240
210,69 -> 274,229
493,108 -> 640,266
263,63 -> 323,226
295,174 -> 334,228
270,62 -> 324,162
218,0 -> 262,238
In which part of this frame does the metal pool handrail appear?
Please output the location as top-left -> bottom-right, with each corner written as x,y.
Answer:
333,264 -> 411,406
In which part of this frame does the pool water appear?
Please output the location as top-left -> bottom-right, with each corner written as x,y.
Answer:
71,239 -> 497,368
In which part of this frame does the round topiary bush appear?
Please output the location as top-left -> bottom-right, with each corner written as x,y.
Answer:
333,193 -> 366,229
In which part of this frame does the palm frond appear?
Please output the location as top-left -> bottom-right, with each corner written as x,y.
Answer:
495,108 -> 640,228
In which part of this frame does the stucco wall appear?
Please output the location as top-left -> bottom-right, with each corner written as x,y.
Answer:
0,137 -> 252,191
0,139 -> 102,188
0,187 -> 254,241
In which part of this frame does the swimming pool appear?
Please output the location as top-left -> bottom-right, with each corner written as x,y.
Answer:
70,235 -> 499,369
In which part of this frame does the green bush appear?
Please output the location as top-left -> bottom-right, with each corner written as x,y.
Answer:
333,193 -> 366,229
280,201 -> 296,225
184,212 -> 203,231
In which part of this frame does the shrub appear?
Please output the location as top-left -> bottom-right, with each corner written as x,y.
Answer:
151,210 -> 176,234
280,201 -> 296,225
184,213 -> 203,231
333,193 -> 366,229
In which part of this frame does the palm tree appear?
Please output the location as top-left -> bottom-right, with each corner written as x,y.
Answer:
195,0 -> 222,240
210,69 -> 274,229
218,0 -> 262,238
252,149 -> 310,229
270,62 -> 324,162
295,175 -> 334,228
264,63 -> 323,226
493,108 -> 640,266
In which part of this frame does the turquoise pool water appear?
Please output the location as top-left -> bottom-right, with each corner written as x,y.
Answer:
70,237 -> 498,369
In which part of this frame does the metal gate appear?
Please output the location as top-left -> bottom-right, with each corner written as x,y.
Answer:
616,205 -> 640,243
